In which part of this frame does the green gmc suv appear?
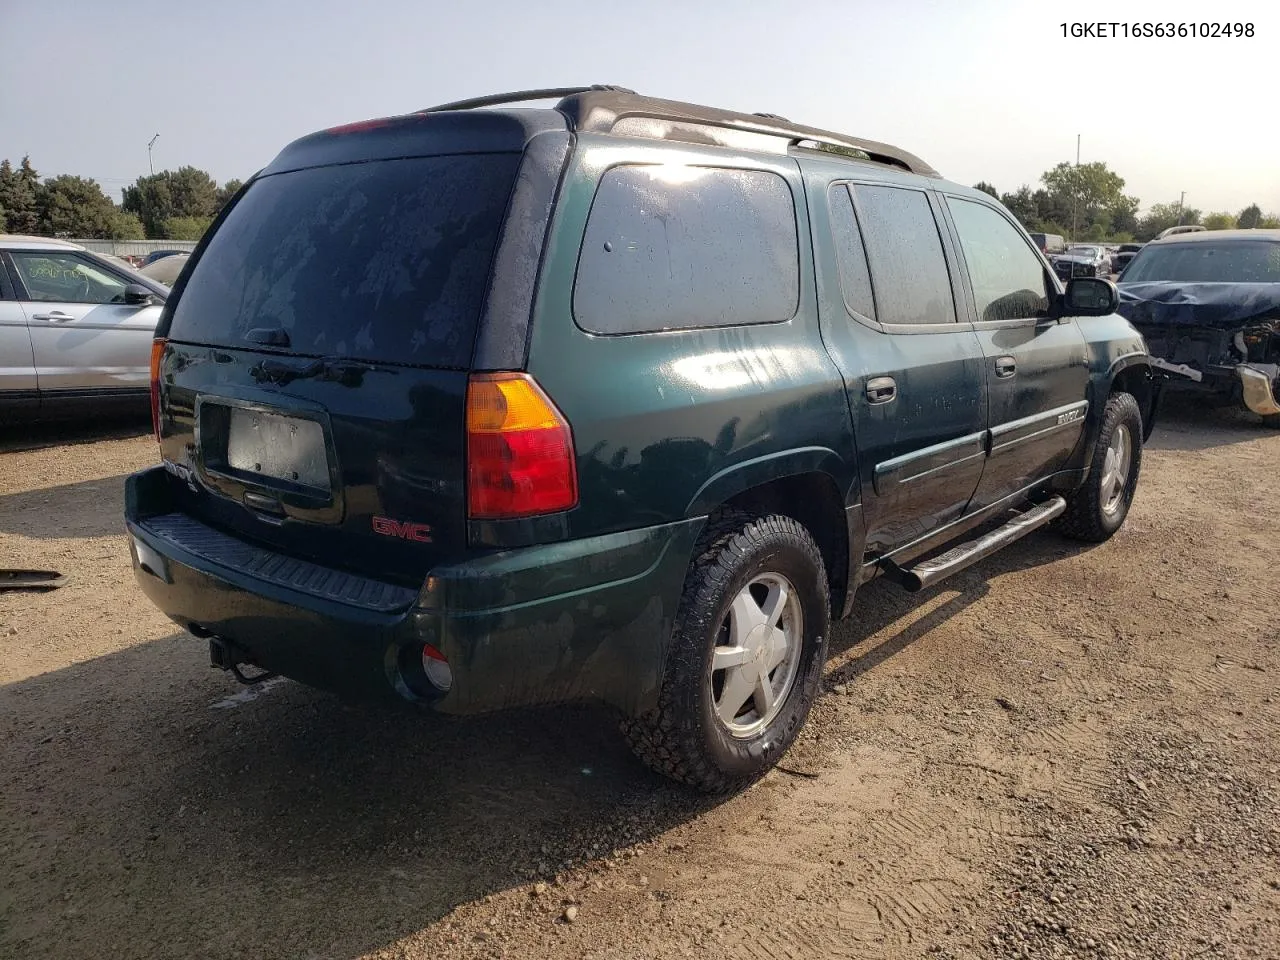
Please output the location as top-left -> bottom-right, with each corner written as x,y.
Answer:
126,86 -> 1156,792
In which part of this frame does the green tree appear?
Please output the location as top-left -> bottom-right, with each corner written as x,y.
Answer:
35,175 -> 122,237
1259,213 -> 1280,229
123,166 -> 218,238
1039,161 -> 1139,241
814,144 -> 872,162
973,181 -> 999,199
999,186 -> 1039,228
215,178 -> 243,212
1137,202 -> 1202,241
107,210 -> 145,240
163,216 -> 213,241
0,156 -> 42,233
1238,204 -> 1263,229
122,175 -> 173,238
1109,199 -> 1140,238
168,166 -> 217,219
1202,211 -> 1237,231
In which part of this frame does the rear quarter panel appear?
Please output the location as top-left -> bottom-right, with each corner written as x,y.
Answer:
522,136 -> 858,542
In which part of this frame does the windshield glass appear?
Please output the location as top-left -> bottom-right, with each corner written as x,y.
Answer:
1120,241 -> 1280,283
168,153 -> 519,367
1067,246 -> 1100,257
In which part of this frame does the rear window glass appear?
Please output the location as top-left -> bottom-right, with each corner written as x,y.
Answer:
851,185 -> 956,325
168,153 -> 519,367
1121,241 -> 1280,283
573,165 -> 799,334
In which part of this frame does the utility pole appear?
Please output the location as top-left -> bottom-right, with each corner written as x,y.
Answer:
1070,134 -> 1081,242
1177,191 -> 1186,225
147,133 -> 160,175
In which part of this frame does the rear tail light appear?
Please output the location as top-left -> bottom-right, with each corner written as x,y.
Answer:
149,338 -> 166,444
465,372 -> 578,519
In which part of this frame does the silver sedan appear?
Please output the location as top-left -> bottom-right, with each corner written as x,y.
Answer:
0,235 -> 167,422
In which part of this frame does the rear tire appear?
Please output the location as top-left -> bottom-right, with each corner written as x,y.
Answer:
1058,391 -> 1143,543
622,511 -> 829,793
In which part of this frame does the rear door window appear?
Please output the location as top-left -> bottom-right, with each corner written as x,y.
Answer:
167,153 -> 520,367
573,165 -> 799,334
851,184 -> 956,325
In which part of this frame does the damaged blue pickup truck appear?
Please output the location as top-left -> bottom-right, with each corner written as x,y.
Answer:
1118,229 -> 1280,425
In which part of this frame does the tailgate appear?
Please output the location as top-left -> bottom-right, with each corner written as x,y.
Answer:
154,149 -> 523,584
159,343 -> 469,585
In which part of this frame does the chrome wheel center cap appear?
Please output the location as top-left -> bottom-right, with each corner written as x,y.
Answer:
745,624 -> 770,664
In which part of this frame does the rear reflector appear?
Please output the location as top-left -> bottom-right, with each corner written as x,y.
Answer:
466,373 -> 577,519
149,338 -> 167,444
421,644 -> 453,692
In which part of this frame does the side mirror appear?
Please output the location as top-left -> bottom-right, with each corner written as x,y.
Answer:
123,283 -> 153,306
1063,277 -> 1118,316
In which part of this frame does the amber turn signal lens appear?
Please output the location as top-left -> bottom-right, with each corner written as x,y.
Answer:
465,373 -> 577,519
149,338 -> 167,444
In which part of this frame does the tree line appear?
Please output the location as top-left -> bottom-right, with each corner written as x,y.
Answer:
3,151 -> 1277,246
974,162 -> 1280,243
0,155 -> 241,242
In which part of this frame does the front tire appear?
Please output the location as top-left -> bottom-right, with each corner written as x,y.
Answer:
1058,391 -> 1143,542
622,512 -> 830,793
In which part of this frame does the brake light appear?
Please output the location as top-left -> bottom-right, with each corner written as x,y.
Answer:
466,373 -> 578,519
149,338 -> 166,444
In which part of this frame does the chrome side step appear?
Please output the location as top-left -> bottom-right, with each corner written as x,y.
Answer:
881,496 -> 1067,593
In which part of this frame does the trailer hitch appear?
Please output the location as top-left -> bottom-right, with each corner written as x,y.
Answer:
207,635 -> 277,685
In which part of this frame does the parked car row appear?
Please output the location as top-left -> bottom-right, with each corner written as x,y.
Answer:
1041,230 -> 1212,282
1112,242 -> 1144,274
1051,243 -> 1112,280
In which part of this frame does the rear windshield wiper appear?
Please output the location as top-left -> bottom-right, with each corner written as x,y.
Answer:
250,356 -> 377,387
244,326 -> 291,348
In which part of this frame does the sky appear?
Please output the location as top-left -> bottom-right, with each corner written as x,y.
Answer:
2,0 -> 1276,216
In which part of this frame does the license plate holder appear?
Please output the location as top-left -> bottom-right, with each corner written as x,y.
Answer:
224,406 -> 331,493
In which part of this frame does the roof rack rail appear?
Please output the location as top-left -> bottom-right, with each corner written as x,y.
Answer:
420,85 -> 635,113
419,86 -> 938,178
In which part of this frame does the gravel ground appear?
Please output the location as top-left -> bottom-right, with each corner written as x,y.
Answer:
1,399 -> 1277,960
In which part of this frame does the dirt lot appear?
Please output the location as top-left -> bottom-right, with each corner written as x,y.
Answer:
1,403 -> 1277,960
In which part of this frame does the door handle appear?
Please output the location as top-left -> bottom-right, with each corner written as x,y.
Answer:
994,356 -> 1016,378
32,311 -> 74,322
865,376 -> 897,404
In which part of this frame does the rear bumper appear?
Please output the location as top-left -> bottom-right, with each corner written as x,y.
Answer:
125,467 -> 702,716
